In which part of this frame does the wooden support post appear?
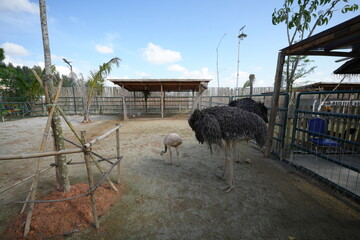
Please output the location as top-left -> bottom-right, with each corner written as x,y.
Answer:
122,85 -> 128,121
23,78 -> 64,237
116,123 -> 121,184
133,92 -> 136,112
81,131 -> 100,229
57,106 -> 118,192
265,52 -> 285,157
160,84 -> 164,118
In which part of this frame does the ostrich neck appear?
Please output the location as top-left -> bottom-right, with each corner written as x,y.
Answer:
190,87 -> 206,114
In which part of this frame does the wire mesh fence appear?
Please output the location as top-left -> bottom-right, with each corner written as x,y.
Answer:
289,90 -> 360,202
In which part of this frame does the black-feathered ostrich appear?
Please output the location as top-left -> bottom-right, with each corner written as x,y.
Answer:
229,98 -> 269,123
188,84 -> 267,192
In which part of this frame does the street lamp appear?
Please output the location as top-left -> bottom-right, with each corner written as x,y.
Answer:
236,26 -> 247,95
63,58 -> 77,114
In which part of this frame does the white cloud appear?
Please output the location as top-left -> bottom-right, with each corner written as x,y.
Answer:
51,54 -> 66,62
1,42 -> 29,57
142,43 -> 182,64
104,79 -> 118,87
55,65 -> 70,76
95,44 -> 113,54
167,64 -> 187,72
136,72 -> 150,78
0,0 -> 38,14
167,64 -> 212,79
182,67 -> 213,79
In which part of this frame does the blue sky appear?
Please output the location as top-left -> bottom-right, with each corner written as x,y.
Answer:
0,0 -> 359,88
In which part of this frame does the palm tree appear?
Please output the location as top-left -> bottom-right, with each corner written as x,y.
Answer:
83,57 -> 121,123
39,0 -> 70,191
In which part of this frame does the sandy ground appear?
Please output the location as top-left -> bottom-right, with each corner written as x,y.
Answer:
1,115 -> 360,240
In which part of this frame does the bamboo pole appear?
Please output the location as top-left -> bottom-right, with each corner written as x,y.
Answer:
31,69 -> 44,88
116,123 -> 121,184
81,131 -> 99,228
0,166 -> 53,195
23,78 -> 63,237
15,157 -> 122,205
57,106 -> 118,192
0,148 -> 83,161
121,86 -> 128,121
84,125 -> 121,148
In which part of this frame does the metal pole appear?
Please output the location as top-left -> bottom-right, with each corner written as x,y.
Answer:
236,37 -> 241,93
236,26 -> 246,97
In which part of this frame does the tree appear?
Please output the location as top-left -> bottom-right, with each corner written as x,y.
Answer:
272,0 -> 359,92
83,57 -> 120,123
282,55 -> 317,92
0,50 -> 43,101
0,48 -> 4,63
39,0 -> 70,191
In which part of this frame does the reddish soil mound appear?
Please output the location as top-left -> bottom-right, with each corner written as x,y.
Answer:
2,182 -> 125,240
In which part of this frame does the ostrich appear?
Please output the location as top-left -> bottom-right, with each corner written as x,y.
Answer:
160,133 -> 183,166
228,98 -> 268,165
228,98 -> 268,123
188,83 -> 267,192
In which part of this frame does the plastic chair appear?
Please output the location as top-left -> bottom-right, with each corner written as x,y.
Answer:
308,118 -> 341,151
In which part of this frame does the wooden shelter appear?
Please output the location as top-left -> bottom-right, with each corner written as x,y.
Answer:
108,78 -> 212,118
298,82 -> 360,91
265,15 -> 360,157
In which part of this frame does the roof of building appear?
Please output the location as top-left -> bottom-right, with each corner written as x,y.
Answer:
333,57 -> 360,75
108,78 -> 212,92
281,15 -> 360,59
298,82 -> 360,91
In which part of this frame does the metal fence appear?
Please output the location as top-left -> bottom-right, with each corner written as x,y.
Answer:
2,90 -> 360,202
289,90 -> 360,202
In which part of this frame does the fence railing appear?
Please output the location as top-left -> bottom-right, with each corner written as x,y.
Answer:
289,90 -> 360,202
2,90 -> 360,202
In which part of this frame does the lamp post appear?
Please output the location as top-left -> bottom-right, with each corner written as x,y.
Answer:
63,58 -> 77,114
236,26 -> 247,96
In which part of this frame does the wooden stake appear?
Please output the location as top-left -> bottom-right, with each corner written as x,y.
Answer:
81,131 -> 100,228
56,106 -> 118,191
23,78 -> 63,237
0,166 -> 52,195
116,123 -> 121,184
0,148 -> 83,160
84,125 -> 121,148
265,53 -> 285,157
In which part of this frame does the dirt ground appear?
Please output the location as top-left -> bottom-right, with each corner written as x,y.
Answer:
1,115 -> 360,240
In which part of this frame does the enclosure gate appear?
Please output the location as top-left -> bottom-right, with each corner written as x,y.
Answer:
289,90 -> 360,202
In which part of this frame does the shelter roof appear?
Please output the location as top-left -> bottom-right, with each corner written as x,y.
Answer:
333,57 -> 360,74
281,15 -> 360,58
108,78 -> 212,92
298,82 -> 360,91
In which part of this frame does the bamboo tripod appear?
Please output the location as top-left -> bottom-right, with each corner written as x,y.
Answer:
0,73 -> 123,237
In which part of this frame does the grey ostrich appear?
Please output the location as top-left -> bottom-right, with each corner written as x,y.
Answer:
160,133 -> 183,166
188,84 -> 267,192
228,98 -> 268,123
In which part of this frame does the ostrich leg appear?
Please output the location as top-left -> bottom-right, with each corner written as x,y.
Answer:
218,143 -> 235,192
175,147 -> 180,166
169,148 -> 173,165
